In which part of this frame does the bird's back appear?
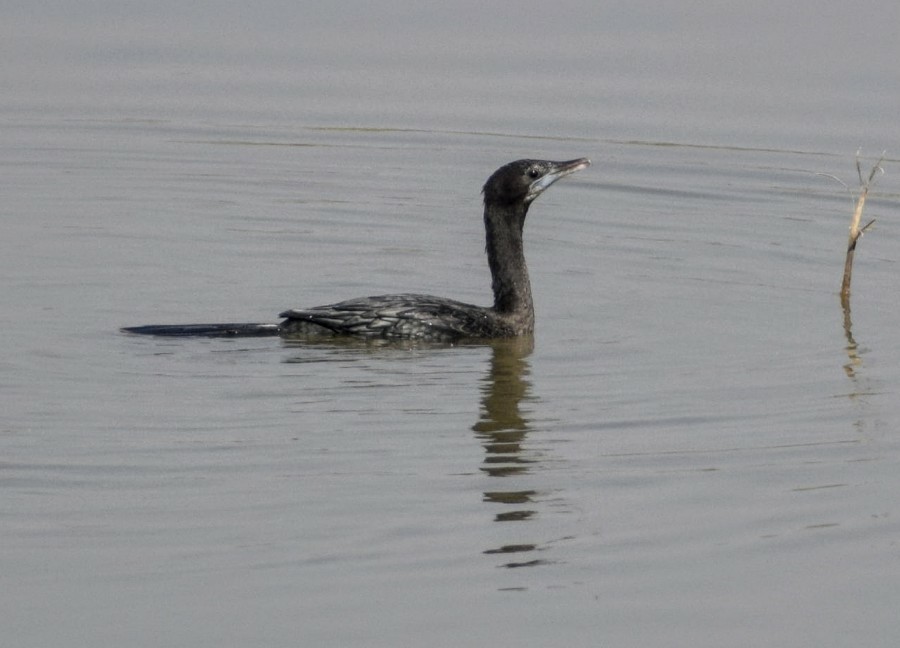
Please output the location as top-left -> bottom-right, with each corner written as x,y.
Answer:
278,293 -> 514,341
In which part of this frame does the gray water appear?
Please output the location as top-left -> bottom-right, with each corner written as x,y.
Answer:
3,2 -> 900,647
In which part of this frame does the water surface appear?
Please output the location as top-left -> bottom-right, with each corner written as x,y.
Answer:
3,2 -> 900,647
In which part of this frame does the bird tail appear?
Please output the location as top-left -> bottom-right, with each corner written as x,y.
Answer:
121,323 -> 281,337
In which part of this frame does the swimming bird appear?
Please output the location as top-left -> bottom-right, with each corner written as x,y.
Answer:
122,157 -> 590,341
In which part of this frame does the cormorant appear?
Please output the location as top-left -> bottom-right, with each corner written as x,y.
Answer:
122,158 -> 590,341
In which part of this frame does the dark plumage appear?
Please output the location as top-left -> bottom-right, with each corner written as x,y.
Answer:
123,158 -> 590,341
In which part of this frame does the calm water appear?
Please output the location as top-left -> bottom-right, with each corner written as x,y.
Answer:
3,2 -> 900,647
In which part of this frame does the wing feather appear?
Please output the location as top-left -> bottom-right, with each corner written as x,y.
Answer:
279,294 -> 503,340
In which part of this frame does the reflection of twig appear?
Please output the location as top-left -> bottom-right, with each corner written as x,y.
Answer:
839,151 -> 884,303
840,298 -> 860,378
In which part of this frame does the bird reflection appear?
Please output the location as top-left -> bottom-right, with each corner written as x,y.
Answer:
471,336 -> 548,567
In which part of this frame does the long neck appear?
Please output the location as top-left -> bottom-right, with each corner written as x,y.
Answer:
484,201 -> 533,318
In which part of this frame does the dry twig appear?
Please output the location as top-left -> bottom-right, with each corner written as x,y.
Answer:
839,151 -> 884,302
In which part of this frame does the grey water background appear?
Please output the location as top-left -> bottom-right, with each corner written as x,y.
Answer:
3,1 -> 900,646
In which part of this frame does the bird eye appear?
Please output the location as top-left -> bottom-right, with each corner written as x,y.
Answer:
527,167 -> 541,179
